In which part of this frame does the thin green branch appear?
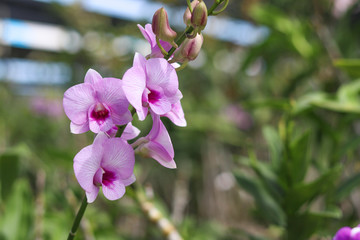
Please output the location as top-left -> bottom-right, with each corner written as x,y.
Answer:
67,196 -> 88,240
211,0 -> 229,15
187,0 -> 193,12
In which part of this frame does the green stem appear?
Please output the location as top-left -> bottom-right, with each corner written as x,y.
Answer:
208,0 -> 226,15
210,0 -> 229,15
164,0 -> 227,60
156,36 -> 170,57
67,196 -> 88,240
187,0 -> 193,12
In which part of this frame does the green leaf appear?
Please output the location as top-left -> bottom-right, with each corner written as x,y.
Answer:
250,4 -> 314,58
335,172 -> 360,201
289,131 -> 311,182
334,59 -> 360,78
240,156 -> 284,202
287,209 -> 341,240
291,92 -> 329,115
0,153 -> 19,201
0,179 -> 34,240
284,166 -> 342,213
234,171 -> 286,226
262,126 -> 283,170
292,80 -> 360,114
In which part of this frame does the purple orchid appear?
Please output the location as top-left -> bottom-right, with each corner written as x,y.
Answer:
63,69 -> 132,134
334,225 -> 360,240
138,24 -> 172,58
122,53 -> 183,124
73,133 -> 135,203
132,112 -> 176,169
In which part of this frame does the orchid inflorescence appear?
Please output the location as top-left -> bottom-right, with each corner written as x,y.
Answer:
64,1 -> 228,238
64,0 -> 228,204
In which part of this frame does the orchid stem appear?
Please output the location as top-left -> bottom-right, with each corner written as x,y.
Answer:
210,0 -> 229,15
67,195 -> 88,240
175,61 -> 189,71
186,0 -> 193,12
156,36 -> 170,57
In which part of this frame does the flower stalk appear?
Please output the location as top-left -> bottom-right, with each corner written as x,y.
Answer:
67,196 -> 88,240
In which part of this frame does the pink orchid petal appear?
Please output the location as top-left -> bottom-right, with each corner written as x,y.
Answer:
148,91 -> 172,115
70,121 -> 90,134
163,101 -> 187,127
148,114 -> 174,158
88,119 -> 101,133
63,83 -> 95,125
101,138 -> 135,180
102,179 -> 126,201
106,126 -> 118,138
121,123 -> 141,140
146,141 -> 176,169
93,168 -> 103,186
122,174 -> 136,186
144,24 -> 172,57
138,24 -> 155,47
146,58 -> 178,96
133,52 -> 147,69
95,78 -> 132,125
138,106 -> 149,121
86,188 -> 99,203
112,111 -> 133,126
137,113 -> 175,168
73,145 -> 102,193
168,90 -> 183,104
84,69 -> 103,84
122,66 -> 147,119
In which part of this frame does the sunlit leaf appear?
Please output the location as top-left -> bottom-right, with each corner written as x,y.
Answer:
334,59 -> 360,78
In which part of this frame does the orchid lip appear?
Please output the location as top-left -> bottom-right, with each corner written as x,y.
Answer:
90,102 -> 110,122
148,90 -> 161,104
102,170 -> 117,187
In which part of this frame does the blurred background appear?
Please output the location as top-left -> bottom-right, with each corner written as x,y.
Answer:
1,0 -> 360,239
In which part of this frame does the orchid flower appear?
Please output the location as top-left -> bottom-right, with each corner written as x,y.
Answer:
73,133 -> 136,203
122,53 -> 183,124
63,69 -> 132,134
132,112 -> 176,169
333,225 -> 360,240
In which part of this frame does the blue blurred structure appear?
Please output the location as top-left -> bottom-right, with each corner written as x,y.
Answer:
0,0 -> 268,86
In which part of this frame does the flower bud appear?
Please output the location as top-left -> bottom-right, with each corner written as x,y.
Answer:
191,1 -> 207,31
172,34 -> 203,63
183,0 -> 199,26
152,7 -> 177,47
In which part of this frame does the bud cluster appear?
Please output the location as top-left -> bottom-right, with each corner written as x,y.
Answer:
150,0 -> 211,66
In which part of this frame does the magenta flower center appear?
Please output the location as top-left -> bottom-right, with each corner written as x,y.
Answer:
91,103 -> 109,121
102,170 -> 117,187
148,90 -> 161,103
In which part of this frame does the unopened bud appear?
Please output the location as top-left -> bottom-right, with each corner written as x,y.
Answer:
172,34 -> 203,63
183,0 -> 199,26
191,1 -> 207,32
152,7 -> 177,48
